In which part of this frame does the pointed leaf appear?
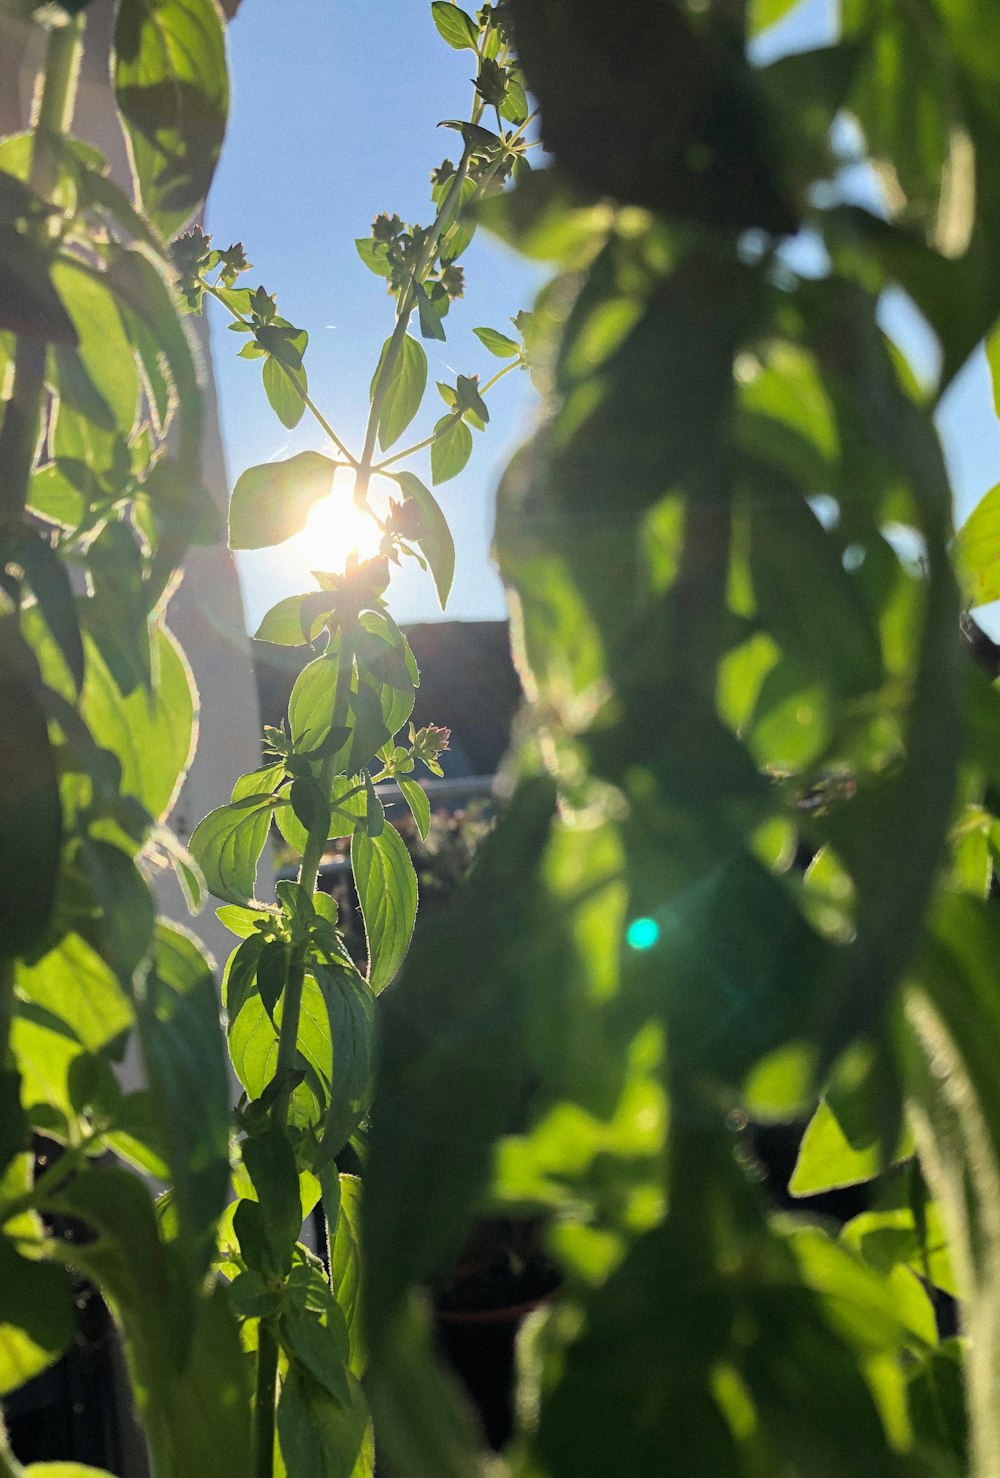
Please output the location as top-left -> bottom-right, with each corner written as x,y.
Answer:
430,414 -> 472,484
114,0 -> 229,238
393,471 -> 455,607
372,334 -> 427,451
350,824 -> 417,994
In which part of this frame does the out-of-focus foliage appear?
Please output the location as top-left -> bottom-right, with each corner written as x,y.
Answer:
360,2 -> 1000,1475
6,0 -> 1000,1475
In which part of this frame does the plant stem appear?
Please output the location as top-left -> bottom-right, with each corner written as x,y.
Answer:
252,1320 -> 279,1478
255,629 -> 356,1476
204,283 -> 357,466
372,359 -> 521,474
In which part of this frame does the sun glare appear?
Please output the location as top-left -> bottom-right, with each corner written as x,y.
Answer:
282,492 -> 384,580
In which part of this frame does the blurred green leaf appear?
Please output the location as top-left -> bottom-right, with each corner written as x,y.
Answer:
134,924 -> 231,1282
114,0 -> 229,238
0,1236 -> 74,1396
954,482 -> 1000,607
0,625 -> 61,961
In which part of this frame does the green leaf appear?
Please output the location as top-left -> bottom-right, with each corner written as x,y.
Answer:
16,930 -> 132,1053
229,452 -> 337,551
749,0 -> 802,37
430,1 -> 478,51
262,353 -> 307,430
0,626 -> 61,961
790,1094 -> 912,1198
254,595 -> 319,647
430,414 -> 472,484
351,825 -> 417,994
955,482 -> 1000,608
473,325 -> 519,358
229,973 -> 332,1132
397,777 -> 430,841
189,795 -> 275,906
314,965 -> 375,1163
42,1168 -> 251,1478
242,1128 -> 303,1266
105,245 -> 203,466
133,923 -> 232,1281
279,1306 -> 352,1407
355,238 -> 392,279
0,1235 -> 74,1396
841,1202 -> 956,1298
415,283 -> 446,342
82,624 -> 196,825
289,652 -> 348,755
393,471 -> 455,607
114,0 -> 229,238
372,334 -> 427,451
291,775 -> 331,839
326,1171 -> 364,1375
0,528 -> 84,691
50,259 -> 139,434
277,1366 -> 368,1478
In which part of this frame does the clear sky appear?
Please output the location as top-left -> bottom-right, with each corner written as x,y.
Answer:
206,1 -> 542,635
207,0 -> 1000,638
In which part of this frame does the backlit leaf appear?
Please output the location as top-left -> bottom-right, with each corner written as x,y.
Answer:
229,452 -> 338,551
351,824 -> 417,994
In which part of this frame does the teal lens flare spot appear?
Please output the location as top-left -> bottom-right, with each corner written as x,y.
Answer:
626,917 -> 659,951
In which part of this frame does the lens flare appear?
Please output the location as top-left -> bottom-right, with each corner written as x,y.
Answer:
282,493 -> 383,576
626,917 -> 660,951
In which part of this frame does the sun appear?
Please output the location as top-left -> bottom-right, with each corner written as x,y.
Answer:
281,490 -> 385,580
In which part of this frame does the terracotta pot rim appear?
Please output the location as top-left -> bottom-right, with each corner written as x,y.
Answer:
433,1293 -> 552,1326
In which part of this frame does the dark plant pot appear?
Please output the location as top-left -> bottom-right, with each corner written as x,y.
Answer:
432,1218 -> 559,1451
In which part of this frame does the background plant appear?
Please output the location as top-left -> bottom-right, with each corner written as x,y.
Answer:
0,1 -> 245,1475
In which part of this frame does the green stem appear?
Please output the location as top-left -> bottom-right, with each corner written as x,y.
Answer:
252,1320 -> 279,1478
269,633 -> 354,1109
204,283 -> 357,466
254,627 -> 356,1476
372,359 -> 521,474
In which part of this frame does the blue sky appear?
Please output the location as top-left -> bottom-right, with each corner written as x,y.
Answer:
207,0 -> 1000,637
207,1 -> 541,634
